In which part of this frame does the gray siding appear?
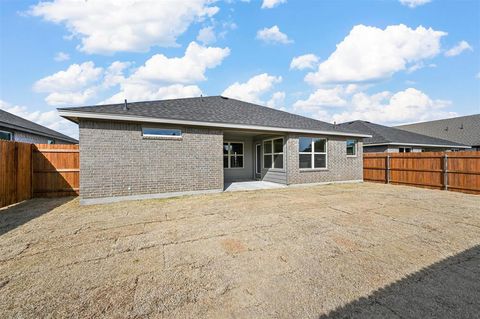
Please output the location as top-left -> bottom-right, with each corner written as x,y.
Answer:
263,170 -> 287,184
286,135 -> 363,185
223,136 -> 254,182
79,120 -> 223,200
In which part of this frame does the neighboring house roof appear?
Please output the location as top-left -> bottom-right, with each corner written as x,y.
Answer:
58,96 -> 370,138
0,109 -> 78,143
395,114 -> 480,147
338,120 -> 470,148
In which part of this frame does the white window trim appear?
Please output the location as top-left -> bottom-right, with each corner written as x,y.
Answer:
142,126 -> 182,139
263,137 -> 285,171
299,137 -> 328,171
0,129 -> 13,141
224,141 -> 244,169
346,140 -> 357,157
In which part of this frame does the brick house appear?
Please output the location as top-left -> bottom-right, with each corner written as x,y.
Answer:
58,96 -> 370,204
0,109 -> 77,144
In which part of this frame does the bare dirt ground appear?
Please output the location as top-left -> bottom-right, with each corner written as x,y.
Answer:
1,182 -> 479,318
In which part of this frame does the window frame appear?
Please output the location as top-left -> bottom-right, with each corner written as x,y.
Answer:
142,126 -> 182,139
399,147 -> 411,153
299,137 -> 328,170
263,137 -> 284,171
346,139 -> 357,157
223,141 -> 245,169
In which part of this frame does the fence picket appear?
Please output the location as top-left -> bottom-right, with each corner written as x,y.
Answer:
364,151 -> 480,195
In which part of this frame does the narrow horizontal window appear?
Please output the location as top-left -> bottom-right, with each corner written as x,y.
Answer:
0,130 -> 12,141
142,127 -> 182,137
346,140 -> 357,156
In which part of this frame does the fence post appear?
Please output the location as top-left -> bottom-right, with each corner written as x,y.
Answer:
443,153 -> 448,191
386,154 -> 390,184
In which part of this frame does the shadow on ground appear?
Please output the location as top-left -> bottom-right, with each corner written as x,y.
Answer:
0,197 -> 73,237
319,244 -> 480,319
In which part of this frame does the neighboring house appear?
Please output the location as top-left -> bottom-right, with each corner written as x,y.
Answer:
338,120 -> 469,153
0,109 -> 77,144
58,96 -> 370,204
396,114 -> 480,151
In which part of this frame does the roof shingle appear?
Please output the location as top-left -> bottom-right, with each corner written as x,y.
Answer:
338,120 -> 468,147
58,96 -> 366,136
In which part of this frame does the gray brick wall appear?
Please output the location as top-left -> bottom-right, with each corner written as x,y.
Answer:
286,135 -> 363,184
13,130 -> 52,144
79,120 -> 223,199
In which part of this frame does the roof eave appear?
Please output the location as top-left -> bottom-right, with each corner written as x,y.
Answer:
58,110 -> 372,138
365,142 -> 470,149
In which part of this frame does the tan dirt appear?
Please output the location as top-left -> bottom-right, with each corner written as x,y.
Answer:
0,182 -> 479,318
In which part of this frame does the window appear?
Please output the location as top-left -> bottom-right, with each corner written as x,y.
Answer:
223,142 -> 244,168
142,127 -> 182,138
0,130 -> 12,141
399,147 -> 411,153
346,140 -> 357,156
299,137 -> 327,169
48,139 -> 55,145
263,137 -> 284,169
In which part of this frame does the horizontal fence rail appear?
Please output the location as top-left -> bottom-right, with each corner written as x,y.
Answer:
0,140 -> 79,208
364,151 -> 480,195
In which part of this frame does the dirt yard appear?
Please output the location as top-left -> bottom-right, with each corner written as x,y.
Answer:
1,183 -> 479,318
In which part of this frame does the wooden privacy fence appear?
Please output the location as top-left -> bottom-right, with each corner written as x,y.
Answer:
0,140 -> 79,208
364,151 -> 480,195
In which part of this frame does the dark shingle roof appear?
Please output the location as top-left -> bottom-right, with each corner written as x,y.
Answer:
338,120 -> 469,148
58,96 -> 367,136
395,114 -> 480,147
0,109 -> 78,143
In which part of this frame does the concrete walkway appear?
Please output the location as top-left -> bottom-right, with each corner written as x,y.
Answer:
224,181 -> 286,192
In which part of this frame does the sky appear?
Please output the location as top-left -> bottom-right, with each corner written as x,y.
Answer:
0,0 -> 479,139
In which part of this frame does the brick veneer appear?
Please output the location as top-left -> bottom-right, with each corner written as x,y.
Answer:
79,120 -> 223,199
286,134 -> 363,184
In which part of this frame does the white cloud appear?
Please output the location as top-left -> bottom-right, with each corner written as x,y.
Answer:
305,24 -> 446,85
0,100 -> 78,139
33,61 -> 103,105
293,87 -> 348,113
399,0 -> 431,8
266,91 -> 286,109
30,0 -> 219,54
103,84 -> 202,105
292,87 -> 456,125
256,25 -> 293,44
132,42 -> 230,84
197,26 -> 217,45
331,88 -> 455,124
445,40 -> 473,57
290,54 -> 319,70
103,42 -> 228,103
54,51 -> 69,61
34,61 -> 102,92
222,73 -> 282,104
34,42 -> 229,105
261,0 -> 286,9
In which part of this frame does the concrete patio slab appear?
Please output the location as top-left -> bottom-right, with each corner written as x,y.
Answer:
224,181 -> 287,192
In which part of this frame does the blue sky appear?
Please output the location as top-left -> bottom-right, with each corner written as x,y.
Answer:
0,0 -> 479,138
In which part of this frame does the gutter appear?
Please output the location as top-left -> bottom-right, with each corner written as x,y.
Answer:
57,110 -> 372,138
365,142 -> 471,149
